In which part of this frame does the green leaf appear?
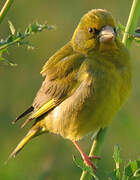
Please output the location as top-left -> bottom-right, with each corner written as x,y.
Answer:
26,23 -> 40,33
0,47 -> 17,66
0,21 -> 55,66
0,48 -> 8,61
117,23 -> 125,33
0,54 -> 4,62
124,159 -> 140,178
108,145 -> 121,180
117,24 -> 140,44
108,146 -> 140,180
113,145 -> 122,169
109,169 -> 121,180
25,22 -> 55,35
85,173 -> 94,180
7,34 -> 17,42
73,155 -> 99,180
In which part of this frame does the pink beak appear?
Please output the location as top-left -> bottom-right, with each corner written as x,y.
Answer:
99,25 -> 115,43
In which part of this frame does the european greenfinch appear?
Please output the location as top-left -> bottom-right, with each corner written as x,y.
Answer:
8,9 -> 132,171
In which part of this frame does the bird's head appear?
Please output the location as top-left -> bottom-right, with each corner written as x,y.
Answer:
72,9 -> 118,54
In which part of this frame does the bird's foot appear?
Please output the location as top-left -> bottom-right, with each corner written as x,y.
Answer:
82,153 -> 101,173
72,141 -> 101,173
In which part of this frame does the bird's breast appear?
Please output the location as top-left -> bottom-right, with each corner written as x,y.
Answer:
43,61 -> 131,141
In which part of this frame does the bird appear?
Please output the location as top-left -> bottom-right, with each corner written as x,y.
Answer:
8,9 -> 132,172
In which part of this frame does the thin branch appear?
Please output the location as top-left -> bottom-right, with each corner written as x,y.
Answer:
0,0 -> 14,24
0,22 -> 55,51
0,36 -> 21,51
80,128 -> 108,180
122,0 -> 140,49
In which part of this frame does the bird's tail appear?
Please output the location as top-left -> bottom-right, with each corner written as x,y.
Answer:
12,106 -> 34,124
6,126 -> 40,163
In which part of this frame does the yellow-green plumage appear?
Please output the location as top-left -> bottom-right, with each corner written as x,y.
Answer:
9,9 -> 131,160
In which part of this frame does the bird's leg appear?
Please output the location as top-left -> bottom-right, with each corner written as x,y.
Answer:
73,141 -> 101,173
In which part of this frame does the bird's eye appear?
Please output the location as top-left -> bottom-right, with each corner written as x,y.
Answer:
88,27 -> 100,35
88,27 -> 93,33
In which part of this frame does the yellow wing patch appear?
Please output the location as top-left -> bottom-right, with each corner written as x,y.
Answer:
21,99 -> 59,128
32,99 -> 56,119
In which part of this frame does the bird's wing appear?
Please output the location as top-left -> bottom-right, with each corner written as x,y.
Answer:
9,58 -> 95,161
52,59 -> 95,128
33,42 -> 85,109
15,42 -> 85,127
31,57 -> 94,123
41,42 -> 74,77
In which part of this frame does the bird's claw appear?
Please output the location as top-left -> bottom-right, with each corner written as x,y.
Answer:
83,154 -> 101,173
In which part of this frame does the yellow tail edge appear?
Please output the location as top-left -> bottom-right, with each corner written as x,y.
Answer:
6,127 -> 40,164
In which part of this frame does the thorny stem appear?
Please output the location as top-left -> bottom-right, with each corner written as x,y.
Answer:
0,36 -> 22,51
80,128 -> 108,180
122,0 -> 140,49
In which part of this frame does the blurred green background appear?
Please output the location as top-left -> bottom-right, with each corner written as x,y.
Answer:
0,0 -> 140,179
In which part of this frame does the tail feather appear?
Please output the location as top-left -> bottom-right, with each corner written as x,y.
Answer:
7,127 -> 40,163
12,106 -> 34,124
